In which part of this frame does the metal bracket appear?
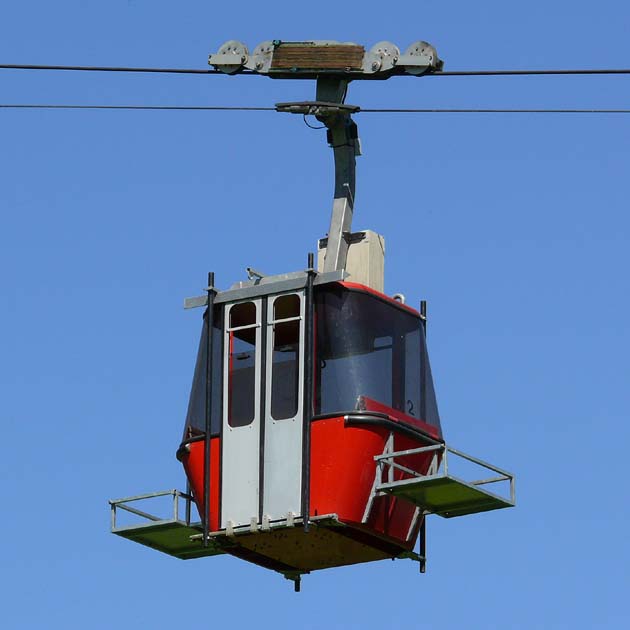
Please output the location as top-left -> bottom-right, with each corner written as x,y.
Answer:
362,431 -> 395,523
183,269 -> 346,310
318,230 -> 366,249
275,76 -> 361,274
209,39 -> 443,79
284,572 -> 303,593
275,101 -> 360,116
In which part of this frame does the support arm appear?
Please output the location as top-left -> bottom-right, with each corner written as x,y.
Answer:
276,77 -> 362,273
314,77 -> 361,273
320,112 -> 359,272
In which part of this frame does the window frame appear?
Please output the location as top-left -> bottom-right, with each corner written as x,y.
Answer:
265,292 -> 304,423
224,299 -> 262,430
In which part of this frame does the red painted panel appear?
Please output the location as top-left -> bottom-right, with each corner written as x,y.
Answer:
310,417 -> 437,550
181,438 -> 221,532
360,396 -> 441,440
310,417 -> 383,523
180,419 -> 437,551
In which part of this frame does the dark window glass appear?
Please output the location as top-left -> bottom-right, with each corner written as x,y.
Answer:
231,301 -> 256,328
419,334 -> 440,428
274,294 -> 300,320
319,333 -> 393,411
315,286 -> 441,432
183,307 -> 223,439
271,319 -> 300,420
404,329 -> 421,418
228,302 -> 257,428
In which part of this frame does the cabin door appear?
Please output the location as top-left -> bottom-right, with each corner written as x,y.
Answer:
262,292 -> 304,522
220,292 -> 304,529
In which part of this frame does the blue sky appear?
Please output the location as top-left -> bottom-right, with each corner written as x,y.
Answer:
1,1 -> 629,628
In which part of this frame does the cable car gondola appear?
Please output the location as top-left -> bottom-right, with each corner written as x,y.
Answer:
110,40 -> 515,592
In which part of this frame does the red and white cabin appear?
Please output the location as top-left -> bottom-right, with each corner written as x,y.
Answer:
110,263 -> 514,590
177,273 -> 442,576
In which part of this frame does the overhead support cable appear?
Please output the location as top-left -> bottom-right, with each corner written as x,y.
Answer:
361,108 -> 630,114
0,104 -> 274,111
2,63 -> 630,77
2,104 -> 630,114
432,68 -> 630,77
0,63 -> 239,75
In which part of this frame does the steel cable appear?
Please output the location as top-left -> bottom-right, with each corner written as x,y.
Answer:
3,63 -> 630,77
2,104 -> 630,114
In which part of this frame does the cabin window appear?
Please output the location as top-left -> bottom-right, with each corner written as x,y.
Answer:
228,301 -> 258,428
274,293 -> 300,321
270,294 -> 301,420
183,306 -> 223,439
315,286 -> 441,431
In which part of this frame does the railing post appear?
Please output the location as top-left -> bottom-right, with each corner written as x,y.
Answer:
302,253 -> 316,532
420,300 -> 427,423
387,432 -> 394,484
203,272 -> 217,546
185,481 -> 192,526
419,515 -> 427,574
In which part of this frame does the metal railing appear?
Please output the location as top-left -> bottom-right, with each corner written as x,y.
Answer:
374,443 -> 515,506
109,489 -> 195,531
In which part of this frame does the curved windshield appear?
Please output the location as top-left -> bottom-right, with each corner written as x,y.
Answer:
182,306 -> 223,440
315,285 -> 441,433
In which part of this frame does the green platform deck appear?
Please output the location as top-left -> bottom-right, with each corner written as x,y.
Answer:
113,520 -> 225,560
378,474 -> 514,518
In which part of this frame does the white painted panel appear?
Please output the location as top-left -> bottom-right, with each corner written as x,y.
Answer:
221,300 -> 261,529
318,229 -> 385,292
263,292 -> 304,521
